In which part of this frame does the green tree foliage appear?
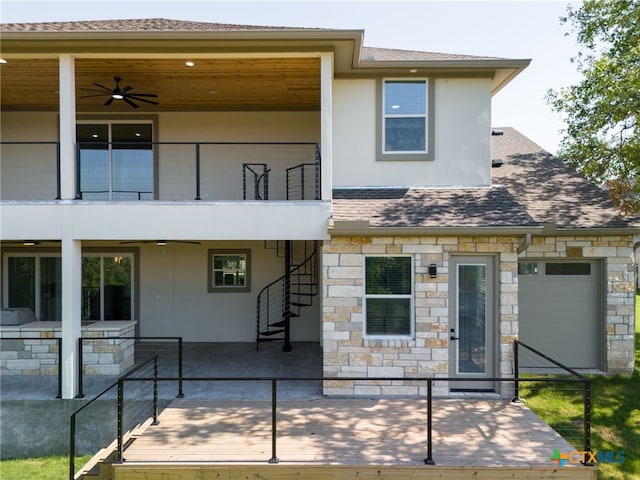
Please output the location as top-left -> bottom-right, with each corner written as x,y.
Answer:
547,0 -> 640,213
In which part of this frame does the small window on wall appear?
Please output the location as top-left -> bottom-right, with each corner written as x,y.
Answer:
545,262 -> 591,276
377,79 -> 433,161
518,262 -> 539,276
208,250 -> 251,292
364,256 -> 413,337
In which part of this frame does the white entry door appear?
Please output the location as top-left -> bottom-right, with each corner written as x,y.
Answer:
449,256 -> 495,391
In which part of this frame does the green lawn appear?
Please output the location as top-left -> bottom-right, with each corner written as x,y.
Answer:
521,297 -> 640,480
0,454 -> 92,480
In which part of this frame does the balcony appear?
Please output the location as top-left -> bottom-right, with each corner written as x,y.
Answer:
0,141 -> 321,202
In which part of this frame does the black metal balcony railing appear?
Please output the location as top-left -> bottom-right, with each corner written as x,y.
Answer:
0,142 -> 321,201
0,141 -> 321,202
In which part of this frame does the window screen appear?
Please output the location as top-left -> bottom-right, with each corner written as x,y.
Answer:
364,256 -> 413,336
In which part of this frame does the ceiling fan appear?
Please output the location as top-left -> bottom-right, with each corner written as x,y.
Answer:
79,77 -> 159,108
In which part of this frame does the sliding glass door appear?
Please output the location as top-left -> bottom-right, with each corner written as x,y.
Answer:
77,122 -> 153,200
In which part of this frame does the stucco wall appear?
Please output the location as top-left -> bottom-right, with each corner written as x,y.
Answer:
321,235 -> 519,396
139,241 -> 321,343
331,78 -> 492,188
519,235 -> 636,373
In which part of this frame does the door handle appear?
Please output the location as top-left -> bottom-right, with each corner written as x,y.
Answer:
450,328 -> 458,340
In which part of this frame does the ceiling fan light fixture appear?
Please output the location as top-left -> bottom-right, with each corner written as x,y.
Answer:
156,240 -> 168,246
112,93 -> 124,100
23,240 -> 38,246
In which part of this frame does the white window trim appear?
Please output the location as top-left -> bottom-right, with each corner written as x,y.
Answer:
363,254 -> 415,340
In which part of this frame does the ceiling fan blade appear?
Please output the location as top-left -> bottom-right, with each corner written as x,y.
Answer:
80,93 -> 112,99
126,93 -> 158,98
122,86 -> 134,93
104,97 -> 116,106
79,87 -> 111,93
123,96 -> 140,108
126,95 -> 159,105
92,83 -> 114,92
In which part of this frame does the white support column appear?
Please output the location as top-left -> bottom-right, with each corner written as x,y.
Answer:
59,55 -> 77,200
59,54 -> 82,399
61,236 -> 82,399
320,52 -> 333,201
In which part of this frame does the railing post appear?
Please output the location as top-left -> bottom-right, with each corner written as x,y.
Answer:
152,356 -> 159,425
424,379 -> 435,465
269,379 -> 279,464
116,379 -> 124,462
512,340 -> 521,403
283,240 -> 292,352
177,337 -> 184,398
69,414 -> 76,480
582,379 -> 593,465
55,142 -> 61,200
195,143 -> 201,200
314,144 -> 321,200
56,338 -> 62,398
75,144 -> 82,199
76,338 -> 84,398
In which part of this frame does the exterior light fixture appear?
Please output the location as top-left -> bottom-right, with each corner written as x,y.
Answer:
23,240 -> 37,246
185,61 -> 195,67
0,59 -> 7,64
156,240 -> 168,246
429,264 -> 437,278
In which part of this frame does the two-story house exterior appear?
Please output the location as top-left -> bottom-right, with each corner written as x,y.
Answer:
1,19 -> 636,400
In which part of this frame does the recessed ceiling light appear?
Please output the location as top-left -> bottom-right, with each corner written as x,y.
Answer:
135,132 -> 141,137
208,90 -> 217,95
392,105 -> 401,110
0,59 -> 7,64
92,133 -> 99,138
185,61 -> 195,67
409,69 -> 418,73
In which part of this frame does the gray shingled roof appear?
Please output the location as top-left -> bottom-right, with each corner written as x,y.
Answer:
361,47 -> 501,62
331,128 -> 639,231
0,18 -> 311,32
0,18 -> 498,62
492,128 -> 637,229
332,187 -> 537,228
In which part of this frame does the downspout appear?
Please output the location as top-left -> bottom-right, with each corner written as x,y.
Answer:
517,233 -> 532,254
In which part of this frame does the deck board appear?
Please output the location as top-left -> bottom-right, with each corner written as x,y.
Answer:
121,397 -> 586,468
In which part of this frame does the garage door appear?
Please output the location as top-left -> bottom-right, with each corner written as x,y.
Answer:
518,260 -> 601,369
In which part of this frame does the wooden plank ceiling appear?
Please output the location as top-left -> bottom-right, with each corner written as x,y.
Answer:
0,57 -> 321,111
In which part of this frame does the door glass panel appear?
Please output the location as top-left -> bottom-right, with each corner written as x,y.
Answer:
78,124 -> 110,200
40,257 -> 61,321
457,264 -> 487,374
103,256 -> 132,320
8,257 -> 35,311
82,257 -> 101,320
111,124 -> 153,200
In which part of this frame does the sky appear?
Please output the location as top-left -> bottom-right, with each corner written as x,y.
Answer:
1,0 -> 583,154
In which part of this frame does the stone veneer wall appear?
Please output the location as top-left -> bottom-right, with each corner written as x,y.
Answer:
0,322 -> 136,376
518,235 -> 635,373
322,236 -> 520,396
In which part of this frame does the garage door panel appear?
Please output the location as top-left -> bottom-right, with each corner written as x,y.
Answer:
518,260 -> 600,369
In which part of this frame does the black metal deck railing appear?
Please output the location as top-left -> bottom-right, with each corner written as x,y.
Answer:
67,339 -> 593,479
1,141 -> 321,202
0,336 -> 62,398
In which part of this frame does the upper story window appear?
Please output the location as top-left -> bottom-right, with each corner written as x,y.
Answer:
377,79 -> 434,161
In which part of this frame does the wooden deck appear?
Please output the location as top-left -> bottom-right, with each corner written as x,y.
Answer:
105,397 -> 596,479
